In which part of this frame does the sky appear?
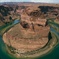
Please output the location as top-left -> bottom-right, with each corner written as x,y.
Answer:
0,0 -> 59,3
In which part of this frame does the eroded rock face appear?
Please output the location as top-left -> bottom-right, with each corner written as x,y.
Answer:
20,21 -> 30,29
3,20 -> 50,56
2,3 -> 55,57
0,3 -> 59,26
2,5 -> 50,56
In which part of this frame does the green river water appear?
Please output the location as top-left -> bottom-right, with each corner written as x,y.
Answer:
0,19 -> 59,59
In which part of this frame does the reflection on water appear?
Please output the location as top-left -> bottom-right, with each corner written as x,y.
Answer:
13,19 -> 20,25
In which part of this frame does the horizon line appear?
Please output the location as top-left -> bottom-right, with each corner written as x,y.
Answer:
0,2 -> 59,4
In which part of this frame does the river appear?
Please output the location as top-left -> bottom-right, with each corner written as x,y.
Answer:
0,19 -> 59,59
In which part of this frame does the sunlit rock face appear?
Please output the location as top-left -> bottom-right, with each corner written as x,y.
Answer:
3,18 -> 50,57
3,3 -> 59,57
